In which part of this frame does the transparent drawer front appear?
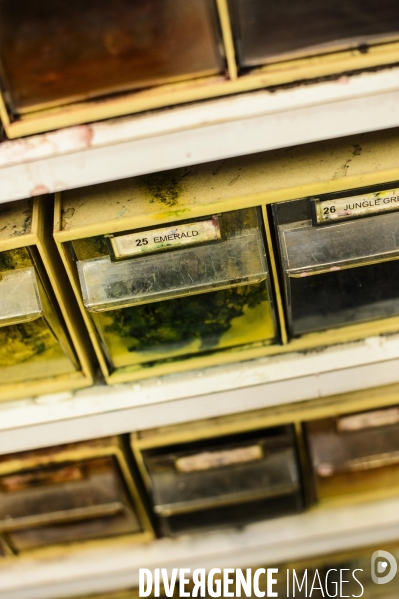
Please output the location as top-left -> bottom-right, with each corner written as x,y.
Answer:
0,0 -> 223,113
306,407 -> 399,502
93,281 -> 276,369
142,427 -> 302,535
75,208 -> 277,369
0,268 -> 42,327
279,211 -> 399,276
274,200 -> 399,336
229,0 -> 399,67
0,262 -> 78,384
0,456 -> 141,551
78,231 -> 267,312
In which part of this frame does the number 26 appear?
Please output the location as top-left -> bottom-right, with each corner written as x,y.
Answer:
323,206 -> 336,215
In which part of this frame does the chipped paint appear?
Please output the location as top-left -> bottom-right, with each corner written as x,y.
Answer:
0,124 -> 94,169
30,185 -> 50,197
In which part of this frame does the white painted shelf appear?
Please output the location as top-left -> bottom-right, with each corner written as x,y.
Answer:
2,332 -> 399,455
1,66 -> 399,204
2,496 -> 399,599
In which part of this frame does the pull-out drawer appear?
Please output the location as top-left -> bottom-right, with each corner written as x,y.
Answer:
0,198 -> 93,401
0,249 -> 78,385
306,405 -> 399,503
140,426 -> 303,535
0,437 -> 153,552
228,0 -> 399,67
68,207 -> 278,374
272,184 -> 399,336
0,0 -> 223,116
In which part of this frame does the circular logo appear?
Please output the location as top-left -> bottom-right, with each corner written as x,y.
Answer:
371,551 -> 398,585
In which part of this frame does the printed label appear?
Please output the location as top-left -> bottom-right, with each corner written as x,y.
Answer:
314,188 -> 399,224
110,217 -> 221,258
338,407 -> 399,432
175,445 -> 263,473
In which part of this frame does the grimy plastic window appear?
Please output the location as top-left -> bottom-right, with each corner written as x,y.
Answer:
0,440 -> 143,552
305,405 -> 399,503
0,248 -> 79,385
0,0 -> 224,114
229,0 -> 399,67
72,208 -> 278,371
272,183 -> 399,336
141,425 -> 303,536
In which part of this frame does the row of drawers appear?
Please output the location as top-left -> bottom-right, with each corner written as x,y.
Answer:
1,0 -> 398,137
3,165 -> 399,398
1,401 -> 399,554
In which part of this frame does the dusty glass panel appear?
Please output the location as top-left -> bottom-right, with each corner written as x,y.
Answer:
73,208 -> 277,370
305,406 -> 399,502
272,190 -> 399,336
0,0 -> 224,114
229,0 -> 399,67
0,249 -> 78,385
0,455 -> 141,551
141,426 -> 302,535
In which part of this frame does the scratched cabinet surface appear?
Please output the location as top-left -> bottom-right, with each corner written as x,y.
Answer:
0,438 -> 151,552
272,183 -> 399,336
0,248 -> 78,385
0,0 -> 223,115
139,426 -> 303,535
305,405 -> 399,503
71,207 -> 277,372
228,0 -> 399,67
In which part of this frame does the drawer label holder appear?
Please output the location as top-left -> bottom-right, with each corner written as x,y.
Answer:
313,188 -> 399,224
108,217 -> 222,259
